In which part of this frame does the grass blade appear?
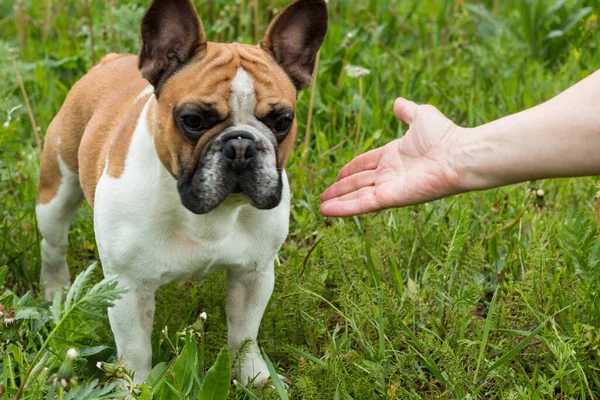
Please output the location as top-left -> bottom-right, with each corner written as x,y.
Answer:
473,286 -> 500,383
397,319 -> 449,387
234,381 -> 260,400
482,306 -> 570,380
261,349 -> 289,400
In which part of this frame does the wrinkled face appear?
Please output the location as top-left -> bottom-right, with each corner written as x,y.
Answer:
138,0 -> 327,214
155,44 -> 298,214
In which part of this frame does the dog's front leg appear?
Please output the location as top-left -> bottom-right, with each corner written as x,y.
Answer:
226,262 -> 286,387
107,282 -> 156,384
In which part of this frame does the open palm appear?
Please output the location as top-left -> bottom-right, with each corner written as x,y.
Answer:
320,98 -> 463,217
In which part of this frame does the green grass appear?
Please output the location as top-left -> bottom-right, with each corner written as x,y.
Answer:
2,0 -> 600,398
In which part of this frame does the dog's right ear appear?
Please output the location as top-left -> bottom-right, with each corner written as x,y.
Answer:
138,0 -> 206,94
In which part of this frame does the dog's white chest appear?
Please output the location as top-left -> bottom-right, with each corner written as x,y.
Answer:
93,100 -> 290,286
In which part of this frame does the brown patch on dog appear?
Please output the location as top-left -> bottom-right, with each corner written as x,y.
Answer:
38,55 -> 151,206
37,123 -> 62,204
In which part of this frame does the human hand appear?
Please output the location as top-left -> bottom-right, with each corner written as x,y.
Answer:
320,98 -> 465,217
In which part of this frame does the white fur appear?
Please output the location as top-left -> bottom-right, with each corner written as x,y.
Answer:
230,68 -> 256,125
37,155 -> 83,299
93,86 -> 290,385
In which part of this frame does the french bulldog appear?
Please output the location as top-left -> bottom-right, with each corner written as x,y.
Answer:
36,0 -> 327,386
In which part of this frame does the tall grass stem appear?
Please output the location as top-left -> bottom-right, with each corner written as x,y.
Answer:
302,51 -> 321,162
9,48 -> 41,150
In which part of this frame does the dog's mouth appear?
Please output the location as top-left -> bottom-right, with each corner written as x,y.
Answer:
232,183 -> 243,194
177,165 -> 283,215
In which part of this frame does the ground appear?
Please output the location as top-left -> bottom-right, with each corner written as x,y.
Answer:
1,0 -> 600,399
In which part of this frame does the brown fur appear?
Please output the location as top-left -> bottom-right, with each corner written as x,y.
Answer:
37,128 -> 62,204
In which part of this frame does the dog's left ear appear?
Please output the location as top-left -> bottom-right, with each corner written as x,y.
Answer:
138,0 -> 206,93
260,0 -> 328,89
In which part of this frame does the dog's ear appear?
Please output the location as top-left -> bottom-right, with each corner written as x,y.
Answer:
138,0 -> 206,93
260,0 -> 328,89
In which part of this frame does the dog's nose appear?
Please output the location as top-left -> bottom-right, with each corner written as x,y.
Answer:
223,136 -> 257,169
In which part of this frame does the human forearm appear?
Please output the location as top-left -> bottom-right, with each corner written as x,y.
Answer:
456,70 -> 600,192
320,70 -> 600,217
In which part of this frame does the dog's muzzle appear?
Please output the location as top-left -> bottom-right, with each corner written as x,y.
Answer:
178,129 -> 282,214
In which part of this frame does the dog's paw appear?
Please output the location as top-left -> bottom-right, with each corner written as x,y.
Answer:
42,281 -> 70,301
250,372 -> 291,389
235,353 -> 291,389
41,261 -> 71,300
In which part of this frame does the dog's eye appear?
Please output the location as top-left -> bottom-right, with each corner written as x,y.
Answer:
260,109 -> 294,142
182,115 -> 205,132
274,116 -> 292,134
175,105 -> 222,142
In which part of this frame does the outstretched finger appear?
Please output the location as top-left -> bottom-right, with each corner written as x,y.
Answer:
336,147 -> 383,181
394,98 -> 418,124
321,170 -> 376,202
320,187 -> 382,217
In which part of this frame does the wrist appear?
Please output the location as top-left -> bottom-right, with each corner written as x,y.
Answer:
451,125 -> 500,194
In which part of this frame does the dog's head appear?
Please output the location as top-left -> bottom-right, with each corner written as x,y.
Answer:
138,0 -> 328,214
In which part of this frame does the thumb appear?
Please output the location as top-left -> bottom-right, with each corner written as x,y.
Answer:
394,98 -> 418,124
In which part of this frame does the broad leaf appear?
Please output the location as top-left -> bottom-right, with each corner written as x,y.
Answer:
198,346 -> 231,400
171,331 -> 202,397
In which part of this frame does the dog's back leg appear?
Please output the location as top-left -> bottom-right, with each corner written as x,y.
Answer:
36,114 -> 84,300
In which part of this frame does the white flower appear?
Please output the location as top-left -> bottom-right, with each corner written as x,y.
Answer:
345,64 -> 371,78
536,189 -> 545,197
2,121 -> 8,128
200,312 -> 207,321
96,361 -> 104,370
66,348 -> 79,360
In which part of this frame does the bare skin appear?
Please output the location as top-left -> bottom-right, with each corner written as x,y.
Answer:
321,70 -> 600,217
